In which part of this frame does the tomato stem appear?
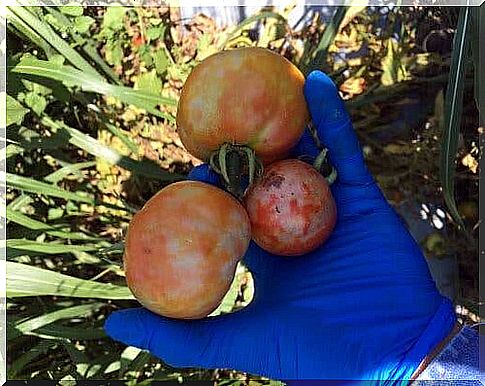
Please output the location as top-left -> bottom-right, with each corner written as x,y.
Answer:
313,148 -> 337,185
308,121 -> 337,185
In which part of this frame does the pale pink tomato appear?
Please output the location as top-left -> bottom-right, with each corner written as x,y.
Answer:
176,47 -> 309,165
124,181 -> 251,319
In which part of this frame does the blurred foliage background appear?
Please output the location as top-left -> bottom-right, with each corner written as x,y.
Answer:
2,3 -> 481,384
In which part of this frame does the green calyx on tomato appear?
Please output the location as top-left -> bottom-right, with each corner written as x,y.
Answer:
209,143 -> 264,200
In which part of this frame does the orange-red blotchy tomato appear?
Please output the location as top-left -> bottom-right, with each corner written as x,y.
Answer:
124,181 -> 251,319
176,47 -> 310,164
244,159 -> 337,256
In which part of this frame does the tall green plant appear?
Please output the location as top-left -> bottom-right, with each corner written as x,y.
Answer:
439,7 -> 472,230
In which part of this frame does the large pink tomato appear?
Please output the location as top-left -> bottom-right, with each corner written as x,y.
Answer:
176,47 -> 309,165
244,159 -> 337,256
124,181 -> 251,319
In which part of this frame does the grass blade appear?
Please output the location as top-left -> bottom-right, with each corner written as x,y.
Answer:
4,168 -> 131,212
8,4 -> 103,79
470,6 -> 483,122
6,261 -> 134,299
9,302 -> 104,340
7,194 -> 34,211
42,116 -> 184,182
6,207 -> 102,241
4,172 -> 95,204
6,8 -> 57,58
11,57 -> 177,121
26,324 -> 107,341
440,7 -> 471,230
1,144 -> 24,161
44,161 -> 96,184
305,7 -> 348,73
8,340 -> 58,378
5,239 -> 99,255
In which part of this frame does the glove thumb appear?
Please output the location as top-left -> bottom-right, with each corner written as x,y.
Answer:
104,307 -> 274,376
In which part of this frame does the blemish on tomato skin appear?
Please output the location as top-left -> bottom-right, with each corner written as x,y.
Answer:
262,172 -> 285,189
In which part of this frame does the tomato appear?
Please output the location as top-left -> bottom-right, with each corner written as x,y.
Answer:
124,181 -> 251,319
176,47 -> 309,165
244,159 -> 337,256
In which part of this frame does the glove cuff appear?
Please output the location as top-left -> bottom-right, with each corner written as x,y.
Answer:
388,297 -> 457,382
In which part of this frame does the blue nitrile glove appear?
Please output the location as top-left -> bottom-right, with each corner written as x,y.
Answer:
105,71 -> 456,383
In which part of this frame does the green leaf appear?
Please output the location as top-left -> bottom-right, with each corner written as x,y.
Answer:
8,340 -> 58,378
104,361 -> 121,374
8,4 -> 103,78
105,41 -> 123,67
5,239 -> 99,255
141,48 -> 154,67
9,302 -> 104,340
256,17 -> 286,49
380,38 -> 408,86
44,161 -> 96,184
6,207 -> 101,241
6,7 -> 57,58
11,57 -> 177,121
124,351 -> 152,377
73,15 -> 95,34
41,116 -> 184,182
27,324 -> 107,340
146,26 -> 163,40
24,92 -> 47,115
60,4 -> 84,17
48,207 -> 64,220
63,341 -> 89,368
6,261 -> 134,299
5,94 -> 29,127
77,362 -> 103,379
119,346 -> 152,377
7,194 -> 34,212
44,13 -> 69,33
305,7 -> 348,72
470,6 -> 483,122
44,7 -> 121,84
440,7 -> 470,230
134,70 -> 163,95
1,144 -> 24,160
153,49 -> 169,75
98,242 -> 125,256
4,172 -> 95,204
102,7 -> 127,31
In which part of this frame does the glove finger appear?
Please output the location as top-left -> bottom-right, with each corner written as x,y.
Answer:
187,163 -> 221,186
104,307 -> 278,378
304,70 -> 373,185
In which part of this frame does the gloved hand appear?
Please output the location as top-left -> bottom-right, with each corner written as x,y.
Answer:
105,71 -> 456,383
